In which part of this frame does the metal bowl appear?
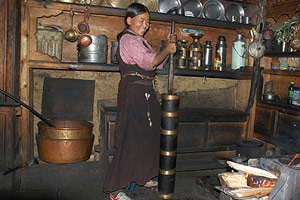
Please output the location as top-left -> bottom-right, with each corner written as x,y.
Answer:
202,0 -> 225,20
182,0 -> 203,17
158,0 -> 181,13
225,2 -> 245,22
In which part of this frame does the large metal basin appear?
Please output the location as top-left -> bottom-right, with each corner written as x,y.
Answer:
36,119 -> 94,164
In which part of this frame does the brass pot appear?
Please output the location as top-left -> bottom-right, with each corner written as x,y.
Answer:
36,119 -> 94,164
64,10 -> 79,42
36,134 -> 94,164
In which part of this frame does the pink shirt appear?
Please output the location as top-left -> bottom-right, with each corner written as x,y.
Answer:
119,30 -> 164,71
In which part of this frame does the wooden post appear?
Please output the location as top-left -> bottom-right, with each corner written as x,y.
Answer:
168,21 -> 175,95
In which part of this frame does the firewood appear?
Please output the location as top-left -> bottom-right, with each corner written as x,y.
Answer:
218,172 -> 250,188
227,161 -> 278,179
228,187 -> 273,198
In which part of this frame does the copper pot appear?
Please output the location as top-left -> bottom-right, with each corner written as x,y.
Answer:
36,119 -> 94,164
79,34 -> 93,47
77,7 -> 90,34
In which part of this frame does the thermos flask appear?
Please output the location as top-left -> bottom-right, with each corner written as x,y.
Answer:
231,33 -> 246,70
203,41 -> 213,70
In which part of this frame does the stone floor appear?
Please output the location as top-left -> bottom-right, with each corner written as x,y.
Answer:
0,160 -> 225,200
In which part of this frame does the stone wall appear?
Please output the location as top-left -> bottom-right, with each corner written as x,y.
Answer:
33,69 -> 239,156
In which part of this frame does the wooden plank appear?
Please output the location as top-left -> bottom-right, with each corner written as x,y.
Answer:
0,0 -> 7,99
254,106 -> 274,135
207,122 -> 246,146
262,69 -> 300,77
0,106 -> 14,169
19,0 -> 33,164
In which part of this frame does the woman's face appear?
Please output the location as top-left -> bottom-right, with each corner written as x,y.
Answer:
127,12 -> 150,36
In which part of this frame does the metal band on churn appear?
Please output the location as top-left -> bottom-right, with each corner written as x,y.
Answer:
158,94 -> 180,199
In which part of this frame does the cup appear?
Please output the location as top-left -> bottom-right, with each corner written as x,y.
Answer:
239,16 -> 244,23
245,17 -> 251,24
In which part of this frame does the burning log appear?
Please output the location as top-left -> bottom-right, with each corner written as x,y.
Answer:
246,174 -> 277,188
216,161 -> 280,199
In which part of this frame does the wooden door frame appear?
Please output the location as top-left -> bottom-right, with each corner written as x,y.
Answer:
0,0 -> 22,169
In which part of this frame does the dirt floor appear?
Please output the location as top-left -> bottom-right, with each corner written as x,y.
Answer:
0,161 -> 226,200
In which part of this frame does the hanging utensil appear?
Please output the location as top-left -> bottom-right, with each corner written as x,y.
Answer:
0,89 -> 55,127
64,10 -> 79,42
79,34 -> 93,47
77,7 -> 90,35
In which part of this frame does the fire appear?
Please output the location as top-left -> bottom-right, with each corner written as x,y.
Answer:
246,173 -> 277,188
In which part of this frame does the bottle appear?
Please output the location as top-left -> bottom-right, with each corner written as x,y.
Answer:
216,36 -> 227,71
203,41 -> 213,70
231,34 -> 246,70
292,87 -> 300,106
213,50 -> 221,71
287,82 -> 294,104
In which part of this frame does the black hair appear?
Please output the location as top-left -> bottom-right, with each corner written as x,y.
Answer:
117,3 -> 149,41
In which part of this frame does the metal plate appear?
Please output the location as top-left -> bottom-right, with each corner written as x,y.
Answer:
225,3 -> 245,22
158,0 -> 181,13
202,0 -> 225,20
105,0 -> 135,9
136,0 -> 158,12
182,0 -> 203,17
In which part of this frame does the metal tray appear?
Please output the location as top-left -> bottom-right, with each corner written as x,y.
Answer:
182,0 -> 203,17
158,0 -> 181,13
202,0 -> 225,20
225,2 -> 245,22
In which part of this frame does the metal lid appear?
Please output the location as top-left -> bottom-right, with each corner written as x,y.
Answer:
236,33 -> 243,40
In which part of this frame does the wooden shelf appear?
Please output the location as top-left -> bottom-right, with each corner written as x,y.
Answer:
262,69 -> 300,77
264,52 -> 300,57
44,1 -> 254,30
29,61 -> 119,72
254,132 -> 300,153
257,100 -> 300,115
157,67 -> 253,80
29,60 -> 253,80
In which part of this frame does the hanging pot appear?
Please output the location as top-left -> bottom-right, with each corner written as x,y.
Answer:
79,34 -> 93,47
77,7 -> 90,35
248,40 -> 265,58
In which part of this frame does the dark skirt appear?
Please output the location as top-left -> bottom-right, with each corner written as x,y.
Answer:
103,77 -> 160,192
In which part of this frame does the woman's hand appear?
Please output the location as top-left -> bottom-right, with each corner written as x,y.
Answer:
166,41 -> 177,55
168,33 -> 177,43
151,33 -> 177,68
166,33 -> 177,54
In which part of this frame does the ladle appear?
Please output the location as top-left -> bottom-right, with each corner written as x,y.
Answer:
0,89 -> 55,127
77,7 -> 90,35
64,10 -> 79,42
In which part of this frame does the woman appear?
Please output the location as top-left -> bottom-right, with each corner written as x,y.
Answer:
103,3 -> 177,200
